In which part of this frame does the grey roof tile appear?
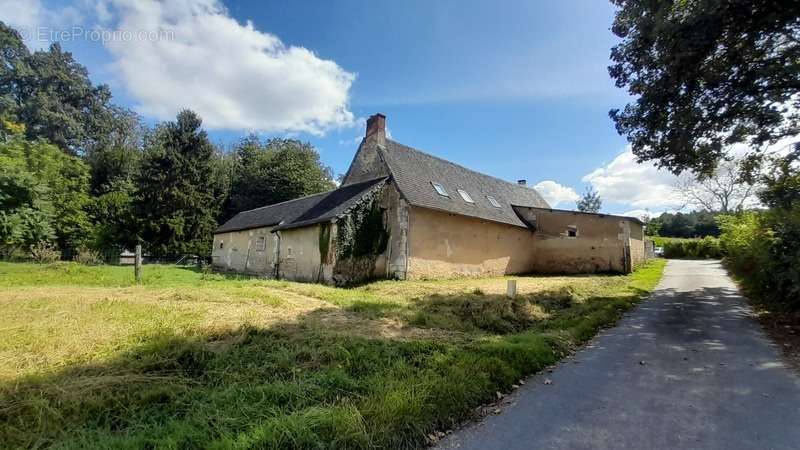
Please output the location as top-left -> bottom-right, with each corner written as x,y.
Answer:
214,177 -> 387,233
380,140 -> 550,227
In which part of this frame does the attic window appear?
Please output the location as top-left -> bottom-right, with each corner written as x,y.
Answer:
486,195 -> 501,208
431,182 -> 449,197
457,189 -> 474,203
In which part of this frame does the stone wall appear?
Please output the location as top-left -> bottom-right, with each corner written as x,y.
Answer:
330,182 -> 407,285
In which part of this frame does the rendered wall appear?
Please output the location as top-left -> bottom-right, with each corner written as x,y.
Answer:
277,225 -> 328,282
629,222 -> 646,268
515,207 -> 643,274
211,226 -> 275,275
406,207 -> 537,279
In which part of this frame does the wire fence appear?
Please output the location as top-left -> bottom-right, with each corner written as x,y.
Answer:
1,246 -> 208,267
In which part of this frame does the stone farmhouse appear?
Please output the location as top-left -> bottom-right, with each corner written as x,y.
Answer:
212,114 -> 646,284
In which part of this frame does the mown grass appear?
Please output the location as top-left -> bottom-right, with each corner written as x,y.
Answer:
0,260 -> 665,449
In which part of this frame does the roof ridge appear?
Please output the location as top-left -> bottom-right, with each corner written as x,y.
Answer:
385,139 -> 542,194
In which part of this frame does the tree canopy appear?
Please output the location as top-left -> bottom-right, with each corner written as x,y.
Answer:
0,130 -> 91,255
609,0 -> 800,175
224,136 -> 335,219
0,23 -> 124,156
134,110 -> 222,256
576,186 -> 602,213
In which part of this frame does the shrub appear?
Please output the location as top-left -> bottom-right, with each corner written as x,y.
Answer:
719,211 -> 800,311
659,236 -> 722,259
74,247 -> 102,265
29,241 -> 60,264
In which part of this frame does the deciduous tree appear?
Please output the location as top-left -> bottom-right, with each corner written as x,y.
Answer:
609,0 -> 800,175
576,186 -> 602,213
224,136 -> 335,219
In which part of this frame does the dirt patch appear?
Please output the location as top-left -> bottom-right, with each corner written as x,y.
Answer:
305,308 -> 466,341
752,306 -> 800,373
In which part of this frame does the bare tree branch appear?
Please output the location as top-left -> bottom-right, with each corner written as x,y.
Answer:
673,157 -> 760,213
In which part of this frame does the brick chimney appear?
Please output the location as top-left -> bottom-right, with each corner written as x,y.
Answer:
517,179 -> 527,186
365,113 -> 386,146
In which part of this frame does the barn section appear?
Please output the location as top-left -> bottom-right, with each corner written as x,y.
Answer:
513,206 -> 646,273
212,177 -> 410,285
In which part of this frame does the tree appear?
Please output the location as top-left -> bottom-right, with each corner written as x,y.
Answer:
609,1 -> 800,176
0,22 -> 122,156
84,106 -> 144,195
224,136 -> 335,219
576,186 -> 602,213
675,158 -> 758,213
134,110 -> 222,256
643,214 -> 662,237
0,131 -> 92,255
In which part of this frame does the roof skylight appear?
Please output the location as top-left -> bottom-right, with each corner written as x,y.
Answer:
457,189 -> 474,203
431,182 -> 449,197
486,195 -> 501,208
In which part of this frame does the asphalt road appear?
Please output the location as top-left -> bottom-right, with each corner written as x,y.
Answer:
437,260 -> 800,450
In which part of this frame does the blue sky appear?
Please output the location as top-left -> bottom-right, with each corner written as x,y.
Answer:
1,0 -> 686,217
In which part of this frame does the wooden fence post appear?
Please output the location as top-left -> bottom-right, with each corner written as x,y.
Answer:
135,244 -> 142,284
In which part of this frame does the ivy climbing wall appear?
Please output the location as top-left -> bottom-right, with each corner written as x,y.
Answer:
330,187 -> 390,285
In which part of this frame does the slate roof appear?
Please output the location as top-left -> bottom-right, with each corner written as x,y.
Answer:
214,177 -> 387,234
379,139 -> 550,227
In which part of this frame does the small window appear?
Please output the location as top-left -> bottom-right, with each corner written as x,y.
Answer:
457,189 -> 474,203
486,195 -> 501,208
255,236 -> 266,251
219,241 -> 224,249
287,247 -> 293,257
567,226 -> 578,238
431,181 -> 449,197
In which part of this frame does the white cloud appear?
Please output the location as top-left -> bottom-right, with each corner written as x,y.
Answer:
533,180 -> 579,207
97,0 -> 355,134
582,147 -> 682,210
0,0 -> 82,48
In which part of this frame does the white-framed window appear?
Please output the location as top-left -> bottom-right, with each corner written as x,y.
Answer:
255,236 -> 266,251
431,181 -> 449,197
457,189 -> 474,203
486,195 -> 501,208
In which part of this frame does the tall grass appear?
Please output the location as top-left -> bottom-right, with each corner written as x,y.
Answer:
0,260 -> 665,449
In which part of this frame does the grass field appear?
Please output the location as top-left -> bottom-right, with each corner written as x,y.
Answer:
0,260 -> 665,449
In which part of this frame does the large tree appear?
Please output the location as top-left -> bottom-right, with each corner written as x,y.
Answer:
134,110 -> 222,256
0,129 -> 92,255
0,22 -> 123,156
224,136 -> 335,219
609,0 -> 800,175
